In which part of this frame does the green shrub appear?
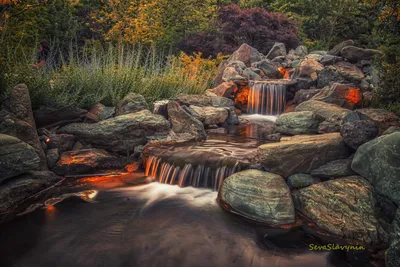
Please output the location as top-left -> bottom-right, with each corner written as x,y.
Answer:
1,44 -> 216,109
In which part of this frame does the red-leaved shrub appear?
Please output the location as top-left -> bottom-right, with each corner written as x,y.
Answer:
179,4 -> 300,57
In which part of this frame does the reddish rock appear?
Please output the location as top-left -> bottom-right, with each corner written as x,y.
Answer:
357,108 -> 400,132
207,81 -> 238,98
311,83 -> 362,110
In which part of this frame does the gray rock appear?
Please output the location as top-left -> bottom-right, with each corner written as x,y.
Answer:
333,61 -> 365,82
295,100 -> 351,120
357,108 -> 400,132
293,89 -> 321,104
310,157 -> 355,179
152,100 -> 170,118
257,133 -> 349,178
46,148 -> 59,169
292,176 -> 381,244
89,103 -> 115,120
242,68 -> 262,80
176,94 -> 234,108
222,67 -> 247,82
58,110 -> 171,154
340,120 -> 379,149
341,46 -> 383,62
342,110 -> 371,124
115,93 -> 149,116
190,105 -> 229,127
276,111 -> 323,135
0,134 -> 40,183
309,50 -> 327,56
328,40 -> 355,56
226,61 -> 246,74
295,45 -> 308,57
320,55 -> 342,65
317,67 -> 345,88
351,132 -> 400,205
252,59 -> 282,79
167,101 -> 206,141
43,133 -> 76,153
266,42 -> 287,59
218,170 -> 295,225
287,173 -> 317,189
387,210 -> 400,267
226,110 -> 239,125
318,115 -> 342,133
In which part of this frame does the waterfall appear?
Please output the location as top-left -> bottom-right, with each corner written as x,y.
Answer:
145,156 -> 241,191
247,81 -> 286,115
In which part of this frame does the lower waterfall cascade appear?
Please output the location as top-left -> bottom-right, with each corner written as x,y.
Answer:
247,81 -> 287,115
145,156 -> 241,191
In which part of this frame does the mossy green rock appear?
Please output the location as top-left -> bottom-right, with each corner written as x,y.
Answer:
276,111 -> 323,135
387,210 -> 400,267
292,176 -> 381,244
218,170 -> 295,225
58,110 -> 171,154
310,158 -> 355,179
351,132 -> 400,205
115,93 -> 149,116
0,134 -> 40,182
287,173 -> 316,189
295,100 -> 351,120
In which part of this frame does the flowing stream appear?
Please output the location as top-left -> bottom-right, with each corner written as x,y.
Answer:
0,183 -> 366,267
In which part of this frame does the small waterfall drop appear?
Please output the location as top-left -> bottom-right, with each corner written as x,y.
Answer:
145,156 -> 241,191
247,81 -> 286,115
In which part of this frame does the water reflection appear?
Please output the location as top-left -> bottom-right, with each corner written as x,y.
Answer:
0,183 -> 365,267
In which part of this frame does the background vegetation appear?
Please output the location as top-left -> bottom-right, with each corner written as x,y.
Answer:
0,0 -> 399,112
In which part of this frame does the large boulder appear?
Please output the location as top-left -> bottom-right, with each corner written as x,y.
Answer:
228,43 -> 263,67
357,108 -> 400,132
311,83 -> 362,110
0,134 -> 40,183
176,94 -> 234,108
275,111 -> 323,135
351,132 -> 400,205
33,106 -> 88,128
58,110 -> 171,154
333,61 -> 365,82
207,81 -> 237,98
341,46 -> 382,62
0,170 -> 60,221
328,40 -> 355,56
256,133 -> 349,178
115,93 -> 149,116
252,59 -> 282,79
1,84 -> 46,169
218,170 -> 295,225
167,101 -> 207,141
317,67 -> 346,88
310,157 -> 355,179
266,42 -> 286,59
292,176 -> 381,244
190,105 -> 229,127
295,100 -> 351,120
340,120 -> 379,149
52,149 -> 123,176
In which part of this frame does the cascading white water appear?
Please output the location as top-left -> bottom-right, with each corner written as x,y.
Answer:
145,156 -> 240,191
247,81 -> 286,115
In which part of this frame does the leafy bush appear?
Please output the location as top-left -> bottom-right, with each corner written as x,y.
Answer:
179,4 -> 300,57
1,44 -> 217,109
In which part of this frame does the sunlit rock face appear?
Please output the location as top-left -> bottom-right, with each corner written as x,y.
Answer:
256,133 -> 349,178
0,134 -> 40,182
58,110 -> 171,154
292,176 -> 382,245
351,132 -> 400,206
311,83 -> 362,110
52,149 -> 123,176
218,170 -> 295,225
